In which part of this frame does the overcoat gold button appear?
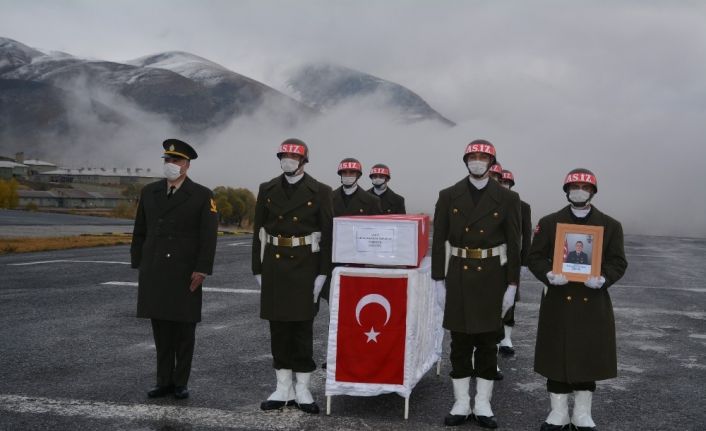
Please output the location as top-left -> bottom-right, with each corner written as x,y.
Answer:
463,265 -> 468,270
493,212 -> 499,217
359,209 -> 364,213
275,254 -> 280,259
465,227 -> 469,232
267,198 -> 271,203
387,209 -> 392,213
293,216 -> 298,222
479,229 -> 484,234
453,208 -> 459,214
567,296 -> 572,301
477,266 -> 482,271
307,201 -> 312,206
278,215 -> 284,220
166,253 -> 171,258
583,297 -> 588,302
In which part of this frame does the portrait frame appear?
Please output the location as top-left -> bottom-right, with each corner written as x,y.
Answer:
552,223 -> 604,282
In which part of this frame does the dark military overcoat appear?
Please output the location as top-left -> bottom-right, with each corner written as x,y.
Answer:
528,205 -> 627,382
431,178 -> 522,334
332,186 -> 383,216
367,187 -> 406,214
252,173 -> 333,321
131,177 -> 218,323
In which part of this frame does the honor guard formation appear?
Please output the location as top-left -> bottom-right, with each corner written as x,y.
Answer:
132,137 -> 627,430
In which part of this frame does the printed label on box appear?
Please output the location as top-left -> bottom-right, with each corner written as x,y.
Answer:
356,228 -> 395,252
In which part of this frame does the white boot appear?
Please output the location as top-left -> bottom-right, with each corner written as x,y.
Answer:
294,372 -> 319,414
499,325 -> 513,347
545,393 -> 570,426
473,378 -> 495,417
450,377 -> 472,416
260,369 -> 294,410
444,377 -> 471,426
572,391 -> 596,428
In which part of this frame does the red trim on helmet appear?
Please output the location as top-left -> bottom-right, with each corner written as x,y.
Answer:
338,161 -> 362,172
489,164 -> 503,174
370,166 -> 390,176
464,142 -> 496,156
501,170 -> 515,182
564,172 -> 597,186
278,143 -> 306,156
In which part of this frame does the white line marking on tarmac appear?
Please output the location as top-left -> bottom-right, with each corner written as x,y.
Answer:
226,241 -> 252,247
8,259 -> 130,266
516,302 -> 706,319
0,394 -> 304,430
101,281 -> 259,294
521,280 -> 706,293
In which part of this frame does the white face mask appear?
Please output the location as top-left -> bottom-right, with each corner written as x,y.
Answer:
568,189 -> 592,205
341,175 -> 357,187
163,162 -> 182,181
280,157 -> 300,175
467,160 -> 488,176
371,178 -> 386,187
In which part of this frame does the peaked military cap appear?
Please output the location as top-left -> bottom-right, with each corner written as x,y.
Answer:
162,139 -> 198,160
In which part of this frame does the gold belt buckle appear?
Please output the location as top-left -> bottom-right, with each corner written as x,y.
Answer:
465,247 -> 482,259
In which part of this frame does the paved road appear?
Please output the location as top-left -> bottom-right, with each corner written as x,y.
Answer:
0,235 -> 705,430
0,209 -> 133,237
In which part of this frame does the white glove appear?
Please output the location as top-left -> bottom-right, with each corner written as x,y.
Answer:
501,284 -> 517,317
547,271 -> 568,286
434,280 -> 446,310
584,276 -> 605,289
255,274 -> 262,287
313,275 -> 327,303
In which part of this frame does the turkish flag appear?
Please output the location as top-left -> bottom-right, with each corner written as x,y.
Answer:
335,275 -> 408,384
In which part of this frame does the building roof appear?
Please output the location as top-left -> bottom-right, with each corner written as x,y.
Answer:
0,161 -> 28,168
23,159 -> 57,167
18,190 -> 59,198
40,167 -> 159,178
18,189 -> 128,199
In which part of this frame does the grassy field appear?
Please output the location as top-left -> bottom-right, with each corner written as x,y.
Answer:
0,234 -> 133,254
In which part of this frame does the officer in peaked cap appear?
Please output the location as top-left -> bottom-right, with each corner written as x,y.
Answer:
252,138 -> 334,415
162,138 -> 199,160
528,168 -> 627,431
367,163 -> 406,214
131,138 -> 218,400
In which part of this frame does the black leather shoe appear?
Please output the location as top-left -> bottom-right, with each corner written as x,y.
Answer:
296,401 -> 320,414
570,425 -> 596,431
472,414 -> 498,429
174,386 -> 189,399
260,399 -> 295,410
444,414 -> 469,426
493,370 -> 504,381
498,345 -> 515,356
541,422 -> 570,430
147,385 -> 173,398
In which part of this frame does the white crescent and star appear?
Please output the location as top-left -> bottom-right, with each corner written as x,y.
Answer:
355,293 -> 391,343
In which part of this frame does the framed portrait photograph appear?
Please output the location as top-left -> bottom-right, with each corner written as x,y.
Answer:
552,223 -> 604,282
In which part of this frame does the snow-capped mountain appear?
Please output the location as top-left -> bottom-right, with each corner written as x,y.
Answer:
288,63 -> 455,126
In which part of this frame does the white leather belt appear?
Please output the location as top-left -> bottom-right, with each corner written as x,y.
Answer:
265,233 -> 314,247
450,243 -> 507,265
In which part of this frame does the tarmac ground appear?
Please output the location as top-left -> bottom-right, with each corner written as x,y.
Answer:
1,222 -> 705,430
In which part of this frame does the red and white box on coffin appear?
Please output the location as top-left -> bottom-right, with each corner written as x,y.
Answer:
325,257 -> 443,399
332,214 -> 430,267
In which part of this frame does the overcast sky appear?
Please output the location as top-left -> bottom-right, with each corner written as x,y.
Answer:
2,0 -> 705,237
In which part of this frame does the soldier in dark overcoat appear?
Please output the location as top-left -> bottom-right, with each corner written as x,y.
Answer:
431,140 -> 521,428
496,168 -> 532,358
528,168 -> 627,431
367,163 -> 406,214
131,138 -> 218,400
252,138 -> 333,414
